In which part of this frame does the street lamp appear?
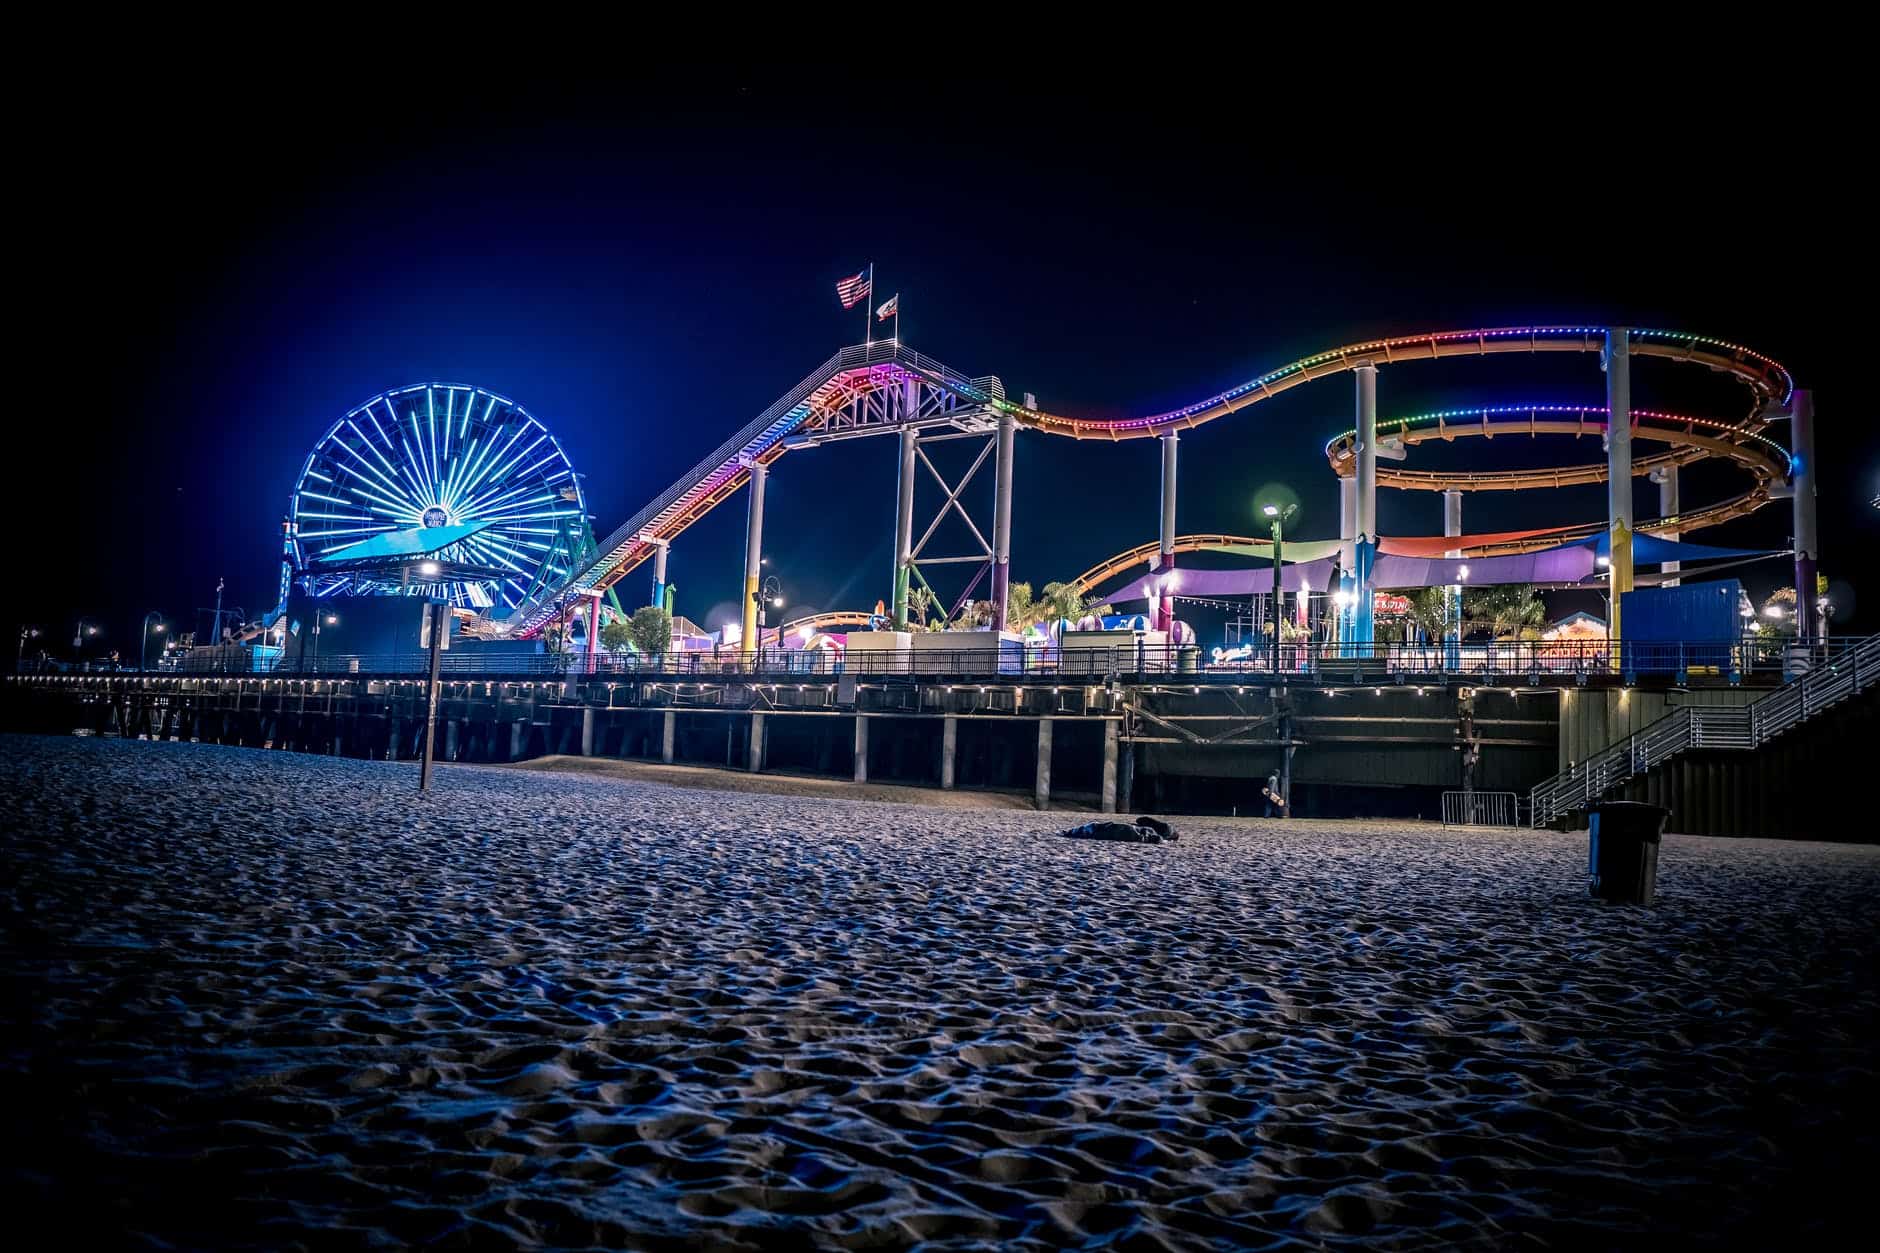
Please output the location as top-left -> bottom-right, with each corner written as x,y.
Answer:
16,626 -> 41,671
1261,502 -> 1297,676
141,612 -> 166,672
309,611 -> 337,673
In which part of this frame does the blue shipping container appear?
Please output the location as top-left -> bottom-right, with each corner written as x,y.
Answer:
1619,580 -> 1741,672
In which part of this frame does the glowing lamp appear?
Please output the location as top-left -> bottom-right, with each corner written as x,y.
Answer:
1763,605 -> 1784,619
419,560 -> 440,577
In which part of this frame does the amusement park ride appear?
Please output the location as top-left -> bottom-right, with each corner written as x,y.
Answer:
274,326 -> 1815,664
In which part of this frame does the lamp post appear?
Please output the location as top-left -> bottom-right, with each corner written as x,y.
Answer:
140,613 -> 166,672
16,626 -> 41,671
754,574 -> 783,666
310,612 -> 336,674
1261,503 -> 1296,676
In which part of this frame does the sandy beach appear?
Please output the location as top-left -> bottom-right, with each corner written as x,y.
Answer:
3,734 -> 1876,1249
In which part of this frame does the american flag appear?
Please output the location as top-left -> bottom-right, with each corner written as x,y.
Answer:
835,270 -> 871,309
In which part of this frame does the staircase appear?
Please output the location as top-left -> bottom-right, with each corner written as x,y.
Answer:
1530,635 -> 1880,827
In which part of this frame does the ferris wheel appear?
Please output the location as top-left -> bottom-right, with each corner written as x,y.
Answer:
287,383 -> 592,612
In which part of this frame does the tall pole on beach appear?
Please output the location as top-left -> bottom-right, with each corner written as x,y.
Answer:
419,599 -> 444,791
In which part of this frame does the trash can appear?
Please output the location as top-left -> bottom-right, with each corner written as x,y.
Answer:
1586,801 -> 1669,904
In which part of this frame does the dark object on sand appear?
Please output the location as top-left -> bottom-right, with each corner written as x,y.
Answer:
1587,802 -> 1668,904
1061,817 -> 1178,844
1134,816 -> 1177,841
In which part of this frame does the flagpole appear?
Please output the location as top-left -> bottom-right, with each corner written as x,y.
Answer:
864,262 -> 874,349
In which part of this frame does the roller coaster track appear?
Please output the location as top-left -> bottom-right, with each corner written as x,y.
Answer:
514,328 -> 1791,635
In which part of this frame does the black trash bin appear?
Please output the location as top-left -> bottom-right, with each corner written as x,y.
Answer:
1587,801 -> 1669,904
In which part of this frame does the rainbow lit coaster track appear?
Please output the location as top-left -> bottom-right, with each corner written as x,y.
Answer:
513,326 -> 1796,638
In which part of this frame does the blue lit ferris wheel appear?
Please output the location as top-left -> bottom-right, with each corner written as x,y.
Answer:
287,384 -> 593,613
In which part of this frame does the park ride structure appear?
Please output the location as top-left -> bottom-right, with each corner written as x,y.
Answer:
502,325 -> 1813,668
277,383 -> 600,624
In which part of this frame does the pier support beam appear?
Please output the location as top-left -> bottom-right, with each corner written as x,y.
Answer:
748,712 -> 766,773
892,425 -> 917,628
661,710 -> 675,763
1155,432 -> 1178,634
740,461 -> 768,657
1652,466 -> 1680,587
990,411 -> 1016,631
1604,328 -> 1633,645
853,715 -> 869,783
1034,717 -> 1053,809
941,715 -> 958,789
509,719 -> 526,761
1790,390 -> 1818,642
1100,719 -> 1119,814
1353,365 -> 1378,649
580,707 -> 596,757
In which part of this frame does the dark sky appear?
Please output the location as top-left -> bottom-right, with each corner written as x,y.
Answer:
14,69 -> 1870,657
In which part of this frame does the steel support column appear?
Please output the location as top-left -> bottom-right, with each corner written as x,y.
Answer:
1605,328 -> 1633,646
650,539 -> 670,609
1790,390 -> 1818,642
740,462 -> 768,657
1443,489 -> 1462,668
1652,467 -> 1680,587
585,593 -> 601,675
1338,474 -> 1357,648
1156,432 -> 1178,634
892,426 -> 917,628
1353,365 -> 1378,649
990,411 -> 1016,631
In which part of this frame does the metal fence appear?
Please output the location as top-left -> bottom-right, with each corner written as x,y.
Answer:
1442,791 -> 1520,828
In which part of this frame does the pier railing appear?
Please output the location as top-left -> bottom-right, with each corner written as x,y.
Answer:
108,634 -> 1861,684
1529,633 -> 1880,827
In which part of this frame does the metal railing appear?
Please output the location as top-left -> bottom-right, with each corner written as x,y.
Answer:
1442,791 -> 1520,828
77,634 -> 1867,684
1530,633 -> 1880,826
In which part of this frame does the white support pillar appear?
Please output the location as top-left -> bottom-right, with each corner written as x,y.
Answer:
740,462 -> 767,656
1100,719 -> 1119,814
1338,474 -> 1357,643
853,715 -> 869,782
580,706 -> 596,757
1353,365 -> 1378,646
940,715 -> 958,789
650,538 -> 670,609
990,412 -> 1016,630
1443,489 -> 1462,651
1653,466 -> 1681,587
661,710 -> 675,764
1034,717 -> 1053,810
1604,329 -> 1633,643
748,712 -> 766,773
1790,390 -> 1819,641
1156,432 -> 1178,634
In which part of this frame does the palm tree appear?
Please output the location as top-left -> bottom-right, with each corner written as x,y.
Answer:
1005,581 -> 1038,632
1407,587 -> 1457,643
1465,584 -> 1547,641
906,585 -> 935,631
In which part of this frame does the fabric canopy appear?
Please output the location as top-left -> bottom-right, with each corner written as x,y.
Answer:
313,520 -> 494,564
1377,528 -> 1576,557
1374,547 -> 1598,589
1109,558 -> 1338,602
1591,532 -> 1777,563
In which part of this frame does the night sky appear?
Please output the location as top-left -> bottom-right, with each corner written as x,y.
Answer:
15,72 -> 1869,657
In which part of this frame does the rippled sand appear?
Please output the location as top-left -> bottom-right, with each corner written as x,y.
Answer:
4,736 -> 1876,1249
